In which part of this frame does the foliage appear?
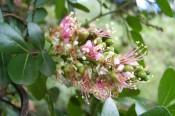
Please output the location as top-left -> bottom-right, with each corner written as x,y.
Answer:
0,0 -> 175,116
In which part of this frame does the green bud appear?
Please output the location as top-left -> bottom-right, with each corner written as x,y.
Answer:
145,70 -> 150,75
96,39 -> 102,44
138,71 -> 147,79
63,67 -> 69,78
78,66 -> 85,74
123,65 -> 134,72
106,39 -> 114,45
130,77 -> 137,81
110,70 -> 116,79
78,31 -> 89,41
142,77 -> 148,81
136,65 -> 143,71
106,46 -> 114,52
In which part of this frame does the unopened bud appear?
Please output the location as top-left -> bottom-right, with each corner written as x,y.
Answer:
78,66 -> 85,74
138,71 -> 147,79
110,70 -> 116,79
145,70 -> 150,75
106,39 -> 114,46
78,29 -> 89,41
123,65 -> 134,72
106,46 -> 114,52
135,65 -> 143,71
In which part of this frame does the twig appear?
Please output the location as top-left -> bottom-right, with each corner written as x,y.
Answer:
3,13 -> 26,25
32,0 -> 37,22
142,21 -> 163,31
12,83 -> 29,116
82,0 -> 131,26
0,98 -> 20,111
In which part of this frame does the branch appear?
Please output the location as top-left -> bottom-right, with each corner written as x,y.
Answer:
3,13 -> 26,25
0,98 -> 20,111
82,0 -> 131,26
12,83 -> 29,116
32,0 -> 37,22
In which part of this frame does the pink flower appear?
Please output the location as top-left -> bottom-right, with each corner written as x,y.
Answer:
113,47 -> 145,66
80,40 -> 103,60
88,25 -> 111,37
59,12 -> 80,42
80,40 -> 93,54
115,73 -> 133,92
116,64 -> 124,72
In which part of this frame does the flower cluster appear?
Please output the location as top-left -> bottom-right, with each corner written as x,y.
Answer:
49,12 -> 150,101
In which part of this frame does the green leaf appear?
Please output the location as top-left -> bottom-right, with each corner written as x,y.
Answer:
126,104 -> 137,116
68,96 -> 82,116
156,0 -> 173,17
70,3 -> 90,12
49,87 -> 60,102
90,97 -> 103,115
8,54 -> 38,85
126,15 -> 142,32
0,23 -> 28,53
130,31 -> 147,53
37,53 -> 56,77
118,88 -> 140,98
102,3 -> 109,9
26,8 -> 48,23
9,18 -> 22,36
0,53 -> 11,84
28,73 -> 47,100
55,0 -> 67,19
0,8 -> 3,22
167,103 -> 175,116
27,22 -> 45,50
140,106 -> 171,116
101,97 -> 119,116
158,68 -> 175,106
35,0 -> 48,6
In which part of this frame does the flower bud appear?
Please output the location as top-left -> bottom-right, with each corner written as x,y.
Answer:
142,77 -> 148,81
135,65 -> 143,71
63,67 -> 69,78
110,70 -> 116,79
106,39 -> 114,46
45,34 -> 51,43
145,70 -> 150,75
78,30 -> 89,41
106,46 -> 114,52
78,66 -> 85,74
130,77 -> 137,81
123,65 -> 134,72
138,71 -> 147,79
96,39 -> 102,45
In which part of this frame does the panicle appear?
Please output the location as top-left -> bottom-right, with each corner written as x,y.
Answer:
49,13 -> 150,101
